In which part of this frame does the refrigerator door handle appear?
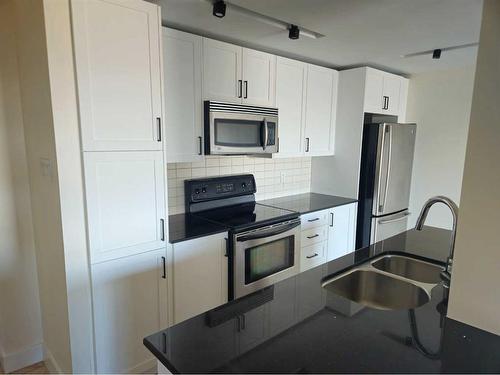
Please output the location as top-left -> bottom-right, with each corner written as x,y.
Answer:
378,211 -> 410,225
377,125 -> 389,213
381,126 -> 394,212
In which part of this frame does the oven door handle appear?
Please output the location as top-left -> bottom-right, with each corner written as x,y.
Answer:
236,221 -> 300,242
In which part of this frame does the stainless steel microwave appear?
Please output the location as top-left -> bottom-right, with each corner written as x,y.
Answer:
204,101 -> 278,155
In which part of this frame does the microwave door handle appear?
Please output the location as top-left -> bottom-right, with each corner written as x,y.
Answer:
262,118 -> 268,150
236,221 -> 300,242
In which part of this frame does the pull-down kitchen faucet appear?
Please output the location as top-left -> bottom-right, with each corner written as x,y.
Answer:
415,196 -> 459,288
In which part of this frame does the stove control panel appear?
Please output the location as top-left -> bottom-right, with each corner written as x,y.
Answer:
185,174 -> 256,205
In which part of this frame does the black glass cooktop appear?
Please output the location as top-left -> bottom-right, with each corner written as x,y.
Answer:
193,202 -> 298,231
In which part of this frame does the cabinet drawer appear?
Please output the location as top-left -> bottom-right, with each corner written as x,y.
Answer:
300,242 -> 326,272
301,226 -> 328,247
301,210 -> 328,230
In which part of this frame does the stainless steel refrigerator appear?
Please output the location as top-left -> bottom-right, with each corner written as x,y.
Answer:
356,122 -> 417,248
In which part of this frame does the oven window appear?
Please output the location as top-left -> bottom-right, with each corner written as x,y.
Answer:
214,119 -> 262,147
244,236 -> 295,284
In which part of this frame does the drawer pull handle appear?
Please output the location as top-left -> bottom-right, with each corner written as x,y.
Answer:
307,218 -> 320,222
307,234 -> 319,239
306,253 -> 319,259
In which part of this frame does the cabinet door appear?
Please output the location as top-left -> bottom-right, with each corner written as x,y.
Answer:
71,0 -> 162,151
163,28 -> 203,162
383,74 -> 402,116
327,203 -> 357,261
84,151 -> 166,263
172,233 -> 228,323
275,57 -> 306,157
364,68 -> 385,114
304,64 -> 337,156
238,305 -> 268,354
242,48 -> 276,106
92,249 -> 167,374
268,276 -> 297,337
203,38 -> 242,103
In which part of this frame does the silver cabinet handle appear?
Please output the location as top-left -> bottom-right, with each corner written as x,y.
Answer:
244,80 -> 248,99
306,253 -> 319,259
307,218 -> 320,222
305,137 -> 310,152
160,218 -> 165,241
161,256 -> 166,279
330,212 -> 334,227
156,117 -> 162,142
307,234 -> 319,239
198,136 -> 203,155
238,80 -> 242,98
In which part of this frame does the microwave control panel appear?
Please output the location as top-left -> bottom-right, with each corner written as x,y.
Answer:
185,174 -> 256,205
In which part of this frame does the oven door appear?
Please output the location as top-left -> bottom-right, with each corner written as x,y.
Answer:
209,111 -> 278,155
233,219 -> 300,299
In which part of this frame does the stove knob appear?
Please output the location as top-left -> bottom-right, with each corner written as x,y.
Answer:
201,187 -> 207,193
194,189 -> 200,195
241,182 -> 247,189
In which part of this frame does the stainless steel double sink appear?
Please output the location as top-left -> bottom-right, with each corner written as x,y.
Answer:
322,254 -> 445,310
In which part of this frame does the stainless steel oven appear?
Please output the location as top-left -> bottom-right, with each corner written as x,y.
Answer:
233,218 -> 300,299
204,101 -> 278,155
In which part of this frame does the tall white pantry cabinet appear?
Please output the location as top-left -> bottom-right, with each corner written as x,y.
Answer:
71,0 -> 168,373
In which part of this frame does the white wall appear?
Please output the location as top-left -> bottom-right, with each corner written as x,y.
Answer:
168,156 -> 312,214
0,1 -> 43,371
405,66 -> 475,229
448,0 -> 500,335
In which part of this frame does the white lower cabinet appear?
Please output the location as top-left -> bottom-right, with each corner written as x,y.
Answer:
92,249 -> 168,374
327,203 -> 357,261
171,232 -> 229,324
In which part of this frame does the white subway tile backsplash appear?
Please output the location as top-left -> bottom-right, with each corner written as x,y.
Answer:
166,156 -> 312,213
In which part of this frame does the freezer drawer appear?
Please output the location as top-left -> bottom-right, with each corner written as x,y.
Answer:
371,211 -> 410,244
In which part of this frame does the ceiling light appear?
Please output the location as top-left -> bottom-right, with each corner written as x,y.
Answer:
213,1 -> 226,18
288,24 -> 300,40
432,49 -> 442,59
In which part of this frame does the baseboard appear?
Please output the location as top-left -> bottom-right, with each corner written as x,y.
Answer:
0,343 -> 43,373
43,346 -> 63,374
126,357 -> 156,374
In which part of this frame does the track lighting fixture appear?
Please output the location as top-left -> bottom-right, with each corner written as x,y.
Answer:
432,49 -> 442,59
213,1 -> 226,18
288,24 -> 300,40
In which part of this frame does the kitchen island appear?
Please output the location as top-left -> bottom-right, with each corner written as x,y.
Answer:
144,226 -> 500,373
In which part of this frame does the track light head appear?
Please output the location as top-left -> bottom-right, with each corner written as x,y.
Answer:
213,1 -> 226,18
432,49 -> 442,59
289,24 -> 300,40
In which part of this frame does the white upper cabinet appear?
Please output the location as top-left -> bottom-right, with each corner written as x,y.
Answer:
203,38 -> 242,103
84,151 -> 166,263
71,0 -> 163,151
163,28 -> 203,162
304,64 -> 338,156
364,68 -> 403,116
275,57 -> 306,157
203,38 -> 276,106
241,48 -> 276,106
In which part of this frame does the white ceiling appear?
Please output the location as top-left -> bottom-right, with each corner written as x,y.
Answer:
159,0 -> 483,75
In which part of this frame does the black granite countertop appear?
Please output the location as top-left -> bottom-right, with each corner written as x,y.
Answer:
168,213 -> 228,244
169,193 -> 357,243
146,226 -> 500,373
258,192 -> 357,215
